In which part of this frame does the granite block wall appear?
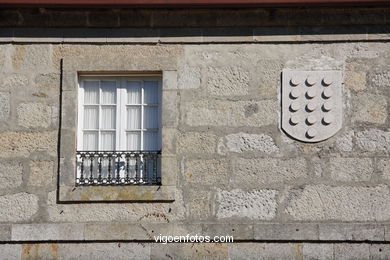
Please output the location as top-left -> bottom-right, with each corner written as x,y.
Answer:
0,9 -> 390,257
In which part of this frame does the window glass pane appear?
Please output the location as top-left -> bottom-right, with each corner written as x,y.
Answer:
144,106 -> 158,129
101,81 -> 116,104
101,132 -> 115,150
127,106 -> 141,129
83,106 -> 99,129
83,132 -> 98,150
127,81 -> 142,104
144,132 -> 158,150
127,132 -> 141,150
144,81 -> 158,104
84,81 -> 99,104
101,106 -> 116,129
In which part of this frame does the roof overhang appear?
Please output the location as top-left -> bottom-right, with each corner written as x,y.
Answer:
0,0 -> 389,8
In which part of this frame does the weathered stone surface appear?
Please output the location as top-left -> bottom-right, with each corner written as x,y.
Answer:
335,131 -> 354,152
178,132 -> 217,154
218,132 -> 279,154
329,157 -> 373,181
0,74 -> 29,90
286,184 -> 390,221
151,243 -> 227,260
228,243 -> 300,260
356,129 -> 390,152
370,244 -> 390,260
12,45 -> 53,73
184,188 -> 214,220
177,65 -> 201,89
58,243 -> 150,260
334,244 -> 370,260
0,92 -> 10,120
34,73 -> 60,98
378,158 -> 390,180
202,224 -> 253,240
0,244 -> 21,259
162,70 -> 178,89
254,223 -> 318,240
184,100 -> 277,127
217,189 -> 278,220
372,72 -> 390,88
205,66 -> 249,95
47,191 -> 185,222
85,223 -> 200,240
319,224 -> 384,241
0,131 -> 57,157
233,158 -> 307,186
302,244 -> 334,260
17,102 -> 52,128
352,94 -> 387,124
0,192 -> 39,222
0,161 -> 23,189
0,225 -> 11,240
184,159 -> 229,185
345,70 -> 366,91
28,161 -> 54,187
12,223 -> 84,241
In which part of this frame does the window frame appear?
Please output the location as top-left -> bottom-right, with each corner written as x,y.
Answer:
77,75 -> 162,152
59,55 -> 178,202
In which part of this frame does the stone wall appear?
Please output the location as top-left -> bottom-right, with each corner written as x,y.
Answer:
1,7 -> 390,258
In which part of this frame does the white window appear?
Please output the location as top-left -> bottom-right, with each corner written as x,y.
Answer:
77,76 -> 161,152
76,75 -> 161,185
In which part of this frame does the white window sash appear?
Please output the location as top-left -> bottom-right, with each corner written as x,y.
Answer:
77,76 -> 161,152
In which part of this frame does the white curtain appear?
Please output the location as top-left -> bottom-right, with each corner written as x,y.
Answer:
84,81 -> 99,104
101,81 -> 116,104
83,107 -> 98,129
83,132 -> 98,150
127,106 -> 141,129
101,107 -> 116,129
127,81 -> 142,104
144,81 -> 158,104
101,132 -> 115,150
127,132 -> 140,150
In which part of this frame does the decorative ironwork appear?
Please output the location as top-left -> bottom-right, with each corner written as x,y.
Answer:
76,151 -> 161,186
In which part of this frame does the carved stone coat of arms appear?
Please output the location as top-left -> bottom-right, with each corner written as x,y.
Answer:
281,70 -> 342,142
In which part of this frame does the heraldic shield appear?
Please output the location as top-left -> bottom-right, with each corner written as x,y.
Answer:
281,70 -> 342,143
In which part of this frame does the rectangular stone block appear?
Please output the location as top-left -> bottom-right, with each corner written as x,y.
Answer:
370,244 -> 390,260
286,185 -> 390,221
233,158 -> 307,187
183,159 -> 229,186
0,225 -> 11,240
12,223 -> 84,241
0,161 -> 23,189
329,157 -> 374,181
0,244 -> 21,259
302,243 -> 334,260
183,100 -> 277,127
178,132 -> 217,154
59,243 -> 150,260
0,131 -> 57,158
319,224 -> 385,241
151,243 -> 228,260
254,223 -> 318,240
202,224 -> 253,240
228,243 -> 300,260
217,189 -> 277,220
334,244 -> 370,260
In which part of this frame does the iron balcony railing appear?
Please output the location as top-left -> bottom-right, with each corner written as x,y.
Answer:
76,150 -> 161,186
